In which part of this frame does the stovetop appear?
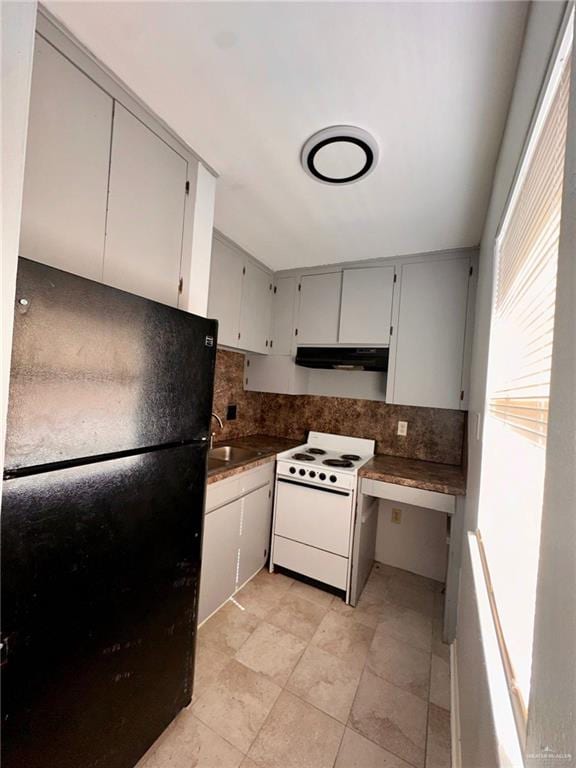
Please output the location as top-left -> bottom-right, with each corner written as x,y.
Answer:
276,432 -> 375,475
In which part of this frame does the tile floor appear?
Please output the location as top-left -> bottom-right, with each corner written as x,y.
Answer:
136,563 -> 452,768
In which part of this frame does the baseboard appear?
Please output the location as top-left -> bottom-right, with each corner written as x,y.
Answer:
450,640 -> 462,768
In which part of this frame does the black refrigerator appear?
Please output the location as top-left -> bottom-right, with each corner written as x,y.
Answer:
1,258 -> 218,768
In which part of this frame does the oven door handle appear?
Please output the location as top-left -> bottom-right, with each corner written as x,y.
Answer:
277,477 -> 351,497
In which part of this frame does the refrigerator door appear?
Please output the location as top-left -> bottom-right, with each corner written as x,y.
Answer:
1,443 -> 206,768
5,259 -> 217,472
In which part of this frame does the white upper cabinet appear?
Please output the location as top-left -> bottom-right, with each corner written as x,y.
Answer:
271,276 -> 298,354
390,258 -> 471,409
297,272 -> 342,345
339,266 -> 395,345
208,237 -> 244,347
103,104 -> 188,307
207,234 -> 273,354
239,262 -> 273,354
20,35 -> 112,280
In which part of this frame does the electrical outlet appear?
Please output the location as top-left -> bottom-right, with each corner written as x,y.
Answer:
226,404 -> 237,421
397,420 -> 408,437
391,508 -> 402,524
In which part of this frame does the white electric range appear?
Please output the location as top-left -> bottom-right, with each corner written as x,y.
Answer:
270,432 -> 376,604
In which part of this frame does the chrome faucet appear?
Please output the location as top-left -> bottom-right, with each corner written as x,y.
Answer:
210,412 -> 224,449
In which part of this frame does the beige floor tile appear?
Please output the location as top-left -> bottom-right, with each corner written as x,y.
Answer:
367,627 -> 431,701
330,589 -> 385,628
426,704 -> 451,768
235,571 -> 294,619
288,579 -> 335,608
286,644 -> 361,722
235,621 -> 306,686
135,709 -> 244,768
385,580 -> 435,617
265,592 -> 327,641
198,601 -> 261,656
377,601 -> 433,653
247,690 -> 344,768
192,659 -> 281,753
192,645 -> 231,702
350,668 -> 428,768
240,759 -> 261,768
334,727 -> 413,768
429,655 -> 451,711
311,610 -> 374,671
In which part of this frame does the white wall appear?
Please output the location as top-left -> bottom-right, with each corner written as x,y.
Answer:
1,2 -> 37,472
375,500 -> 447,582
456,3 -> 571,766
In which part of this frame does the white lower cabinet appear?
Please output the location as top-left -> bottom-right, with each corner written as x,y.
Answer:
198,498 -> 242,624
237,484 -> 273,587
198,462 -> 274,624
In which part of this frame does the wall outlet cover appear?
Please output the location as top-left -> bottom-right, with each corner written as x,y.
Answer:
226,404 -> 237,421
397,420 -> 408,437
391,508 -> 402,524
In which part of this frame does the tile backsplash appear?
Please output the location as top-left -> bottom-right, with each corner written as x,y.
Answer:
212,349 -> 466,465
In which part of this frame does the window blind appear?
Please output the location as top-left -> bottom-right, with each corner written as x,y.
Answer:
488,58 -> 571,447
478,29 -> 572,724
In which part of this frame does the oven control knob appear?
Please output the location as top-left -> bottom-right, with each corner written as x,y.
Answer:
329,475 -> 337,483
299,468 -> 306,476
319,473 -> 326,481
289,466 -> 296,474
309,471 -> 316,478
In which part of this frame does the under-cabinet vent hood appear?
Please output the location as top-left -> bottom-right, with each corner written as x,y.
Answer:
295,347 -> 389,372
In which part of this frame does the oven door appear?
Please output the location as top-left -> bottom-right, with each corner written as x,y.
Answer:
274,477 -> 352,556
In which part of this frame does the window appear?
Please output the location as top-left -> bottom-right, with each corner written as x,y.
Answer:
477,15 -> 573,736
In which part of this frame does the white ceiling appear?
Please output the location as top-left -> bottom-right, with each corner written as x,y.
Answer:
46,1 -> 528,271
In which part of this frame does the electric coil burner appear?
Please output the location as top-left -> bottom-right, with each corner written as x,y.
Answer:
292,452 -> 316,461
341,454 -> 361,461
323,458 -> 354,468
307,448 -> 327,455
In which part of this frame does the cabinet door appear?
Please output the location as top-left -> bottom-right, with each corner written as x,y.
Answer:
238,484 -> 272,587
297,272 -> 342,345
207,238 -> 244,347
339,266 -> 395,344
103,104 -> 187,306
20,36 -> 112,280
391,258 -> 470,409
272,276 -> 297,354
239,262 -> 273,353
198,499 -> 241,624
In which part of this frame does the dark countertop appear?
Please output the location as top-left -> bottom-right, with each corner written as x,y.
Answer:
359,454 -> 466,496
207,434 -> 300,484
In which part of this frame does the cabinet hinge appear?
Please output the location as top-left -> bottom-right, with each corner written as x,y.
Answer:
246,359 -> 250,367
270,340 -> 274,349
273,286 -> 277,294
238,332 -> 241,340
269,283 -> 273,291
298,284 -> 301,292
460,390 -> 465,401
469,266 -> 473,276
178,277 -> 183,293
265,339 -> 269,347
242,266 -> 246,276
390,325 -> 393,336
185,180 -> 190,194
295,328 -> 298,336
393,273 -> 397,283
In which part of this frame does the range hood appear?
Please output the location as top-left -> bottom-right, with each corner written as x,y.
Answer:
295,346 -> 389,372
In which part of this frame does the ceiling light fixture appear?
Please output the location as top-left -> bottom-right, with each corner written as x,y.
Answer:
301,125 -> 379,185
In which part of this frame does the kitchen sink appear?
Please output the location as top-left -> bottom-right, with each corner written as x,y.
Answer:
210,445 -> 262,463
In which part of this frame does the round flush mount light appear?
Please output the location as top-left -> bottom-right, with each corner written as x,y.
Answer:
301,125 -> 379,185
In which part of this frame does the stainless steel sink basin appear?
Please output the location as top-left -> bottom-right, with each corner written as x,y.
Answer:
210,445 -> 262,463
